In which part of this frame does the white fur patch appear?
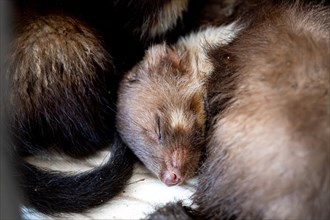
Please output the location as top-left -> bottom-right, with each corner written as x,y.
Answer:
25,150 -> 111,173
170,108 -> 188,129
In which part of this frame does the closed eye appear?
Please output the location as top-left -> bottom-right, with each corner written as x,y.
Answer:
156,115 -> 163,143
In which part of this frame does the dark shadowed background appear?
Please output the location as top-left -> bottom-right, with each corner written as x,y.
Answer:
1,0 -> 21,219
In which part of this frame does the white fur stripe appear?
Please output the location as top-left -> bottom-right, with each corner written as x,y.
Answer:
170,108 -> 188,129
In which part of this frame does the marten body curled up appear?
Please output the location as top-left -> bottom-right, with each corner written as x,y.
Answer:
116,1 -> 330,219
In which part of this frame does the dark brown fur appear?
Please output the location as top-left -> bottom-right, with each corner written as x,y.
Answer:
196,2 -> 330,219
191,0 -> 259,28
8,14 -> 115,157
118,0 -> 190,39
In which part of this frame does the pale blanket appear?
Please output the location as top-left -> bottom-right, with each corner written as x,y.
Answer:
22,150 -> 197,220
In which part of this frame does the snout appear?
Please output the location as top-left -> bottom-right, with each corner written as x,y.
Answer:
161,168 -> 183,186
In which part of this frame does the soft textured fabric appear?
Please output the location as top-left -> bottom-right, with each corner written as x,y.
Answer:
22,150 -> 197,219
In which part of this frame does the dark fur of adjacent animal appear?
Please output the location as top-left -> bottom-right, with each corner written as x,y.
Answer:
7,14 -> 136,215
9,14 -> 116,158
121,1 -> 329,219
17,133 -> 135,215
8,0 -> 196,215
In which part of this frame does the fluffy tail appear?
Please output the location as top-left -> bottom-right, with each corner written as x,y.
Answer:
16,133 -> 136,215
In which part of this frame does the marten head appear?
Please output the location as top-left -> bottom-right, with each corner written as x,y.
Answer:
117,44 -> 206,186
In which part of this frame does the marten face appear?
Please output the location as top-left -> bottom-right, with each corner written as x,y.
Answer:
117,44 -> 206,186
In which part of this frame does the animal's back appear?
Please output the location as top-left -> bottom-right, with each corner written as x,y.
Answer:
197,2 -> 330,219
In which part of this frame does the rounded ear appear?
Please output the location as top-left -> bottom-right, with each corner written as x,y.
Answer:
124,64 -> 143,84
166,45 -> 181,69
126,71 -> 140,83
146,43 -> 181,68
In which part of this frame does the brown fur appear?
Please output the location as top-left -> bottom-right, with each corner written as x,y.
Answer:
10,15 -> 109,114
116,18 -> 240,186
8,14 -> 115,157
116,43 -> 206,185
192,0 -> 260,28
196,2 -> 330,219
140,0 -> 189,38
112,0 -> 189,40
120,1 -> 330,218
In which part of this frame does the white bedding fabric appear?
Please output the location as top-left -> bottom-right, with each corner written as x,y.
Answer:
22,150 -> 197,219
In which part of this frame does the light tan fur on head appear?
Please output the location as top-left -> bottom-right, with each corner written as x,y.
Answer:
117,43 -> 205,185
117,24 -> 240,185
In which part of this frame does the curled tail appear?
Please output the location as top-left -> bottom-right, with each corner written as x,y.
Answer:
16,133 -> 136,215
